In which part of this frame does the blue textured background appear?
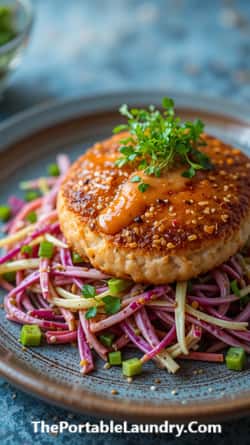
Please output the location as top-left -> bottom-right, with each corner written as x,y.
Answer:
1,0 -> 250,443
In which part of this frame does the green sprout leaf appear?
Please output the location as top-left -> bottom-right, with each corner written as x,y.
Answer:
102,295 -> 121,315
85,307 -> 98,319
138,182 -> 149,193
131,175 -> 141,183
82,284 -> 96,299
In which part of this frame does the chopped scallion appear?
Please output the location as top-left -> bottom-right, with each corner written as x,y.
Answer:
38,241 -> 54,259
0,205 -> 11,222
26,211 -> 37,223
109,351 -> 122,365
122,358 -> 142,377
100,333 -> 115,348
225,347 -> 246,371
72,252 -> 84,264
47,163 -> 60,177
24,190 -> 40,202
108,278 -> 131,296
20,325 -> 42,347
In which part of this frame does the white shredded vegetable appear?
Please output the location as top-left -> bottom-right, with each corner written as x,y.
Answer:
186,304 -> 248,330
175,281 -> 188,354
0,258 -> 40,274
45,233 -> 68,248
0,225 -> 36,247
51,296 -> 103,310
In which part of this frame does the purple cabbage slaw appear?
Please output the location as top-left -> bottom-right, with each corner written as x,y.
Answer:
0,154 -> 249,375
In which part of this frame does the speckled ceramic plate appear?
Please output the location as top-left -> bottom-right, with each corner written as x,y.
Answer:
0,91 -> 250,422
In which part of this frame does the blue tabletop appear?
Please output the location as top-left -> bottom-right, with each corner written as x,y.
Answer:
0,0 -> 250,444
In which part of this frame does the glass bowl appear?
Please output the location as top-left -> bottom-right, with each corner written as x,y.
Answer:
0,0 -> 33,93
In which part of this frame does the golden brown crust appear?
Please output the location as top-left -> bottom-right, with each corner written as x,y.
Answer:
58,133 -> 250,283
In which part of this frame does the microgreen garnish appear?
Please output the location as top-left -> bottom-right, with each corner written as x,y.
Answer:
130,175 -> 149,192
102,295 -> 121,315
82,284 -> 96,299
130,175 -> 141,183
85,307 -> 97,319
113,97 -> 212,188
138,182 -> 149,193
83,285 -> 121,319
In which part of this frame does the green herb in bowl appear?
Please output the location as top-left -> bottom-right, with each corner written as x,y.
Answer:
0,6 -> 17,46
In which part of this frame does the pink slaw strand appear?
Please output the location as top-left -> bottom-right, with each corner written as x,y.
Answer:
77,322 -> 94,374
90,287 -> 166,333
79,311 -> 108,361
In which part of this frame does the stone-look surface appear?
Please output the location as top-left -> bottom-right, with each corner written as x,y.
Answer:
1,0 -> 250,443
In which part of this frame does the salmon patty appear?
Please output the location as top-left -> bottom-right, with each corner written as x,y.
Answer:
58,133 -> 250,284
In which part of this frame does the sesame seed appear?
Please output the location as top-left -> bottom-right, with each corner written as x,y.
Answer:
198,201 -> 209,206
103,362 -> 110,369
111,389 -> 118,395
188,234 -> 197,241
167,242 -> 176,249
221,214 -> 229,222
171,389 -> 178,395
150,385 -> 157,391
128,242 -> 137,248
127,377 -> 133,383
203,225 -> 215,234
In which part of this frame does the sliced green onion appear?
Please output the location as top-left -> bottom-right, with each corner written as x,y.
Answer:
20,325 -> 42,347
225,347 -> 246,371
38,241 -> 54,259
100,333 -> 115,348
26,211 -> 37,224
109,351 -> 122,365
20,245 -> 33,256
72,252 -> 84,264
25,190 -> 40,202
0,205 -> 11,222
122,358 -> 142,377
108,278 -> 132,296
3,271 -> 16,283
47,163 -> 60,177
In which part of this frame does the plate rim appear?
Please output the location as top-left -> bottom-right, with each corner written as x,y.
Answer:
0,90 -> 250,422
0,89 -> 250,150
